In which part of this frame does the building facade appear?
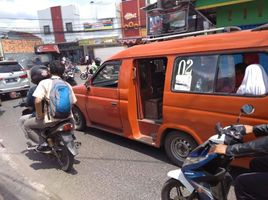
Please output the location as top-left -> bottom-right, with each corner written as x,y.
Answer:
0,31 -> 42,68
78,1 -> 125,62
37,5 -> 83,43
195,0 -> 268,29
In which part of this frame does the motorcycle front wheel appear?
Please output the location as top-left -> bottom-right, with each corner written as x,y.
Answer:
161,178 -> 198,200
80,72 -> 88,80
56,145 -> 74,172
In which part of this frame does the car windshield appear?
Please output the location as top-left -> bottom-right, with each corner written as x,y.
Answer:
0,63 -> 22,73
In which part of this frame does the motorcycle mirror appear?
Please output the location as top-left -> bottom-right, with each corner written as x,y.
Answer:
241,104 -> 255,115
237,104 -> 254,123
215,122 -> 222,138
84,78 -> 92,90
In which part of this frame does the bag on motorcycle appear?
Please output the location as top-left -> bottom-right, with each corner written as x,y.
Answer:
48,79 -> 73,119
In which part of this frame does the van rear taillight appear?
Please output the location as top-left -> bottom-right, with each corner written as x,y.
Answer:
19,74 -> 28,79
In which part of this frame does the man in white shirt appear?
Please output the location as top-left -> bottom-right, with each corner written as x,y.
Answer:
24,60 -> 77,152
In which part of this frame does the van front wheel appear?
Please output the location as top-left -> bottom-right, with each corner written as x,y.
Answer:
72,106 -> 86,131
164,131 -> 198,167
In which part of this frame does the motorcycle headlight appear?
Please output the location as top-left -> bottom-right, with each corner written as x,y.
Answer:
182,156 -> 207,167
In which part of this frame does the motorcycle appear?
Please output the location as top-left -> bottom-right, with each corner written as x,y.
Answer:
80,67 -> 93,80
63,67 -> 78,86
161,104 -> 255,200
14,99 -> 81,172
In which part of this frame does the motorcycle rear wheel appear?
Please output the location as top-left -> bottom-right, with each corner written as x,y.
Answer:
80,73 -> 88,80
56,145 -> 74,172
161,178 -> 198,200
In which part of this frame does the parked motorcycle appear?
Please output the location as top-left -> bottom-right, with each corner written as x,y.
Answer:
161,104 -> 255,200
14,99 -> 81,172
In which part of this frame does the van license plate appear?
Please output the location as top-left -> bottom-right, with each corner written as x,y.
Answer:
6,78 -> 17,83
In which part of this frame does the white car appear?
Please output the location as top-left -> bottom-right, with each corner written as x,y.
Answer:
0,61 -> 30,96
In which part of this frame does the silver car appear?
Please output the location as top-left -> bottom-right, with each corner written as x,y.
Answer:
0,61 -> 30,96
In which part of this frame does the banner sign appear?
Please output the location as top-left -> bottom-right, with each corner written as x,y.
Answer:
83,19 -> 113,31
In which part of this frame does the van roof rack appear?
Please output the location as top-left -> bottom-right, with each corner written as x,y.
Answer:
251,23 -> 268,31
143,26 -> 241,42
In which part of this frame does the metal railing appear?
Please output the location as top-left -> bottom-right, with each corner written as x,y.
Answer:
142,26 -> 242,42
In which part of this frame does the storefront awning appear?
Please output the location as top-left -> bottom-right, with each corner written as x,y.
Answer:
35,44 -> 60,54
195,0 -> 254,10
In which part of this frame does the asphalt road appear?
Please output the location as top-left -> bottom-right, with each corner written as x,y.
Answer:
0,73 -> 237,200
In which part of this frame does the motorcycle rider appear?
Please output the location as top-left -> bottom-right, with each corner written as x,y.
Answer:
19,65 -> 50,143
90,57 -> 101,74
211,124 -> 268,200
24,60 -> 77,152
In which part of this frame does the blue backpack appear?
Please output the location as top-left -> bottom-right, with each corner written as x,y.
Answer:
49,79 -> 73,119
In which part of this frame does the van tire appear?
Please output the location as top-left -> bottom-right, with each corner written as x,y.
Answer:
164,131 -> 198,167
72,106 -> 86,131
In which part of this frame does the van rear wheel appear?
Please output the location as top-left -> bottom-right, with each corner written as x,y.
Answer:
164,131 -> 198,167
72,106 -> 86,131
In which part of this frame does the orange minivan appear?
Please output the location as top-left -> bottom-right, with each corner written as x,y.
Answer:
72,26 -> 268,167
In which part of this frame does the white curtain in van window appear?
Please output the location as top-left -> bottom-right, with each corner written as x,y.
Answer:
236,64 -> 268,95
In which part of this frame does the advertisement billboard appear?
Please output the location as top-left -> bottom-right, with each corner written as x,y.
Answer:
83,19 -> 113,31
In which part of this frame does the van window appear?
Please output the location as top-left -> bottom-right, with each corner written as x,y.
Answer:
173,55 -> 218,93
215,55 -> 236,93
92,61 -> 121,88
173,52 -> 268,96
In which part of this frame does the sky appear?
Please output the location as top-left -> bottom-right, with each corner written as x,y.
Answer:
0,0 -> 119,33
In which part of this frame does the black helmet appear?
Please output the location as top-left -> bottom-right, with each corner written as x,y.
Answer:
94,57 -> 101,66
30,65 -> 50,85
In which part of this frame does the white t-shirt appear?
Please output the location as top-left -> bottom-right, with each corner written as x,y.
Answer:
33,75 -> 77,123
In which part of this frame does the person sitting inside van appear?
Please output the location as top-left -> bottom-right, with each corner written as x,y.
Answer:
236,64 -> 268,95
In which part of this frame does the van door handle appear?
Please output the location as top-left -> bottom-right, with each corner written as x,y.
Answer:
111,102 -> 117,106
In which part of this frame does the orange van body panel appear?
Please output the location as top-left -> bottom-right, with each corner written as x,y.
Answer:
73,29 -> 268,167
110,30 -> 268,60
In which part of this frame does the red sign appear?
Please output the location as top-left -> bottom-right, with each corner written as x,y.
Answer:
36,44 -> 60,54
121,0 -> 140,38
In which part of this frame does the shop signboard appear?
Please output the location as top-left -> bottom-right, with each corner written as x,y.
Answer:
78,37 -> 117,46
121,0 -> 140,38
83,19 -> 113,31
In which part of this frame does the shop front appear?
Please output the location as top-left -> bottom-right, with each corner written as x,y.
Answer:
78,37 -> 125,62
58,42 -> 83,64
